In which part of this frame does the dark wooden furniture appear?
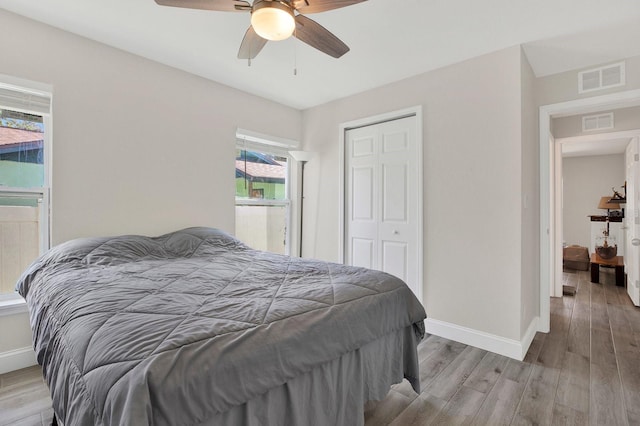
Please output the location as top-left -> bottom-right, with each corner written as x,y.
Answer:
590,254 -> 625,287
589,215 -> 623,223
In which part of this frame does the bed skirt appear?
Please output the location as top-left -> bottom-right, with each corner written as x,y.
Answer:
200,325 -> 421,426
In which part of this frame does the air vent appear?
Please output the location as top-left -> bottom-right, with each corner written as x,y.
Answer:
582,112 -> 614,132
578,62 -> 625,94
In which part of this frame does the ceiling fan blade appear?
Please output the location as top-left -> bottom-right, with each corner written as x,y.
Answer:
154,0 -> 251,12
294,15 -> 349,58
292,0 -> 366,14
238,26 -> 268,59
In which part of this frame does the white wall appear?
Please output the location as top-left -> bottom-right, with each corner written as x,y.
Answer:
520,49 -> 540,338
5,11 -> 638,371
302,46 -> 528,346
0,9 -> 302,244
536,55 -> 640,107
0,311 -> 34,374
0,9 -> 302,370
562,154 -> 625,248
0,312 -> 33,352
553,105 -> 640,139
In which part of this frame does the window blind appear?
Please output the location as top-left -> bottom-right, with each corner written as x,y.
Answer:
0,82 -> 52,115
236,128 -> 298,151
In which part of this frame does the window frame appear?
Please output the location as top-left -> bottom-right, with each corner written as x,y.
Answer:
235,133 -> 295,256
0,76 -> 52,313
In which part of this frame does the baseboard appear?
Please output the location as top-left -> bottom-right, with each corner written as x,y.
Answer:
520,316 -> 540,359
425,317 -> 539,361
0,346 -> 37,375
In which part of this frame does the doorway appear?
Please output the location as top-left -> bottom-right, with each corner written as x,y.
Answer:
540,89 -> 640,332
339,107 -> 423,301
557,133 -> 633,296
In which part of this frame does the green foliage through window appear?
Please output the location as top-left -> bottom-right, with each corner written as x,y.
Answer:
235,148 -> 287,201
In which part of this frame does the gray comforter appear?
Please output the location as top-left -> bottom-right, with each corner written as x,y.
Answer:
16,227 -> 426,426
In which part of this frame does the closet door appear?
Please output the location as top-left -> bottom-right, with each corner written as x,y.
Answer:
346,124 -> 379,270
345,115 -> 420,297
626,137 -> 640,306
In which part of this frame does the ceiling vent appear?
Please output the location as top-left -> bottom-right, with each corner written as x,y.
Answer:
582,112 -> 614,132
578,62 -> 625,94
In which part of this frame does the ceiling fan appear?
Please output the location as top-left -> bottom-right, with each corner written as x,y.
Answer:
154,0 -> 366,59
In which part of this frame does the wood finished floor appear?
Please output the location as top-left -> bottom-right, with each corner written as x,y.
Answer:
364,268 -> 640,425
1,268 -> 639,425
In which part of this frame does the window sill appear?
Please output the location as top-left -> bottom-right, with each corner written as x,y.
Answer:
0,297 -> 28,317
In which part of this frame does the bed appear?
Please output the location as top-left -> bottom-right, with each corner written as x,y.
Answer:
16,227 -> 426,426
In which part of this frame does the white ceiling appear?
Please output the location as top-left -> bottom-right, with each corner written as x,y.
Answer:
1,0 -> 640,109
561,136 -> 631,158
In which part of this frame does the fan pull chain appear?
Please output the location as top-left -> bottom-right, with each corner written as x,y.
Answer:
293,29 -> 298,76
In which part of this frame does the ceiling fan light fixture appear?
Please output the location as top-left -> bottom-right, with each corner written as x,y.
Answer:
251,1 -> 295,41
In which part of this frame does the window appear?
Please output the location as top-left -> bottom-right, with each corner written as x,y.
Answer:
235,135 -> 292,255
0,76 -> 51,309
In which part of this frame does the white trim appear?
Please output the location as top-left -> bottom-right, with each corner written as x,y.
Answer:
0,187 -> 46,195
553,141 -> 563,298
338,125 -> 345,263
0,297 -> 28,317
539,88 -> 640,335
557,128 -> 640,145
415,108 -> 424,305
234,199 -> 290,207
339,108 -> 418,130
549,88 -> 640,118
0,346 -> 37,375
236,128 -> 299,149
425,317 -> 538,361
338,106 -> 424,303
43,112 -> 53,251
520,316 -> 540,360
0,73 -> 52,96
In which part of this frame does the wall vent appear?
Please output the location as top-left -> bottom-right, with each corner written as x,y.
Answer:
582,112 -> 614,132
578,62 -> 625,94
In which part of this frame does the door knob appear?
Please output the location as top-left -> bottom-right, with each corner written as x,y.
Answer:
393,230 -> 399,235
633,238 -> 640,246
